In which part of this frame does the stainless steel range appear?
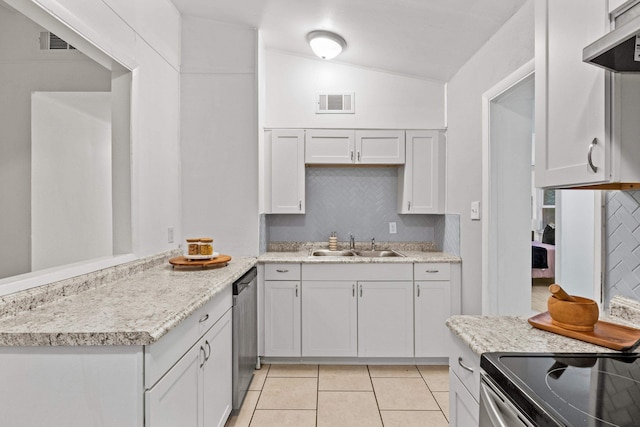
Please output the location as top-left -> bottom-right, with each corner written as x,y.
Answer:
480,352 -> 640,427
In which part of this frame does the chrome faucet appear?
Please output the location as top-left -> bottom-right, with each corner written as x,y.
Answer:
349,233 -> 355,250
371,237 -> 375,250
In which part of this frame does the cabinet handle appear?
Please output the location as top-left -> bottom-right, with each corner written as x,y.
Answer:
352,284 -> 355,297
458,356 -> 474,373
299,200 -> 302,211
350,151 -> 354,161
425,270 -> 439,274
408,201 -> 411,211
199,314 -> 209,323
276,269 -> 289,273
357,151 -> 361,162
359,284 -> 363,297
199,346 -> 206,368
587,138 -> 598,173
417,284 -> 420,297
295,284 -> 298,297
205,340 -> 211,361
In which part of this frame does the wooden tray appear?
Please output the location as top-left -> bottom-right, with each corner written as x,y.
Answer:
169,255 -> 231,269
528,311 -> 640,351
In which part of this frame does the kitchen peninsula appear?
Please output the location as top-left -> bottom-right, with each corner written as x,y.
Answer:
0,252 -> 256,427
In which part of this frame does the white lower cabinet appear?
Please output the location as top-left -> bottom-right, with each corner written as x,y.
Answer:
415,281 -> 450,358
357,281 -> 414,358
302,280 -> 357,357
449,331 -> 480,426
146,310 -> 232,427
264,280 -> 301,357
450,369 -> 480,427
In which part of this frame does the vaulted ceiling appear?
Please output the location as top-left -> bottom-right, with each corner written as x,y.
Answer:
170,0 -> 527,82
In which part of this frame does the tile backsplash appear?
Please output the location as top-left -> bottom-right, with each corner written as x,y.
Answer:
605,190 -> 640,307
266,167 -> 444,248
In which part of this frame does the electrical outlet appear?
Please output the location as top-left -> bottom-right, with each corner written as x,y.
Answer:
168,227 -> 174,243
389,222 -> 397,234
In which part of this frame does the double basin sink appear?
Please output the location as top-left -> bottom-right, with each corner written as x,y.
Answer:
309,249 -> 405,258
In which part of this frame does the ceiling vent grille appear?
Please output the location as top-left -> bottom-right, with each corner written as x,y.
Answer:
316,92 -> 355,114
39,32 -> 76,50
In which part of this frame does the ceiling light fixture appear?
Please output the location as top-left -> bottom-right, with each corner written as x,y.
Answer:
307,30 -> 347,60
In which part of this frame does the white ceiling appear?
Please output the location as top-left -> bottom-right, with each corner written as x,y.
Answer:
170,0 -> 526,82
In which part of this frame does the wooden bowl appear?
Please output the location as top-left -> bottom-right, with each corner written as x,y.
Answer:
547,295 -> 599,332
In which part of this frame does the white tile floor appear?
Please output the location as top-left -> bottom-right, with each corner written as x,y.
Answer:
225,364 -> 449,427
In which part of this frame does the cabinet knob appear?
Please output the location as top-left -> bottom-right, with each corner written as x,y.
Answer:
357,151 -> 361,162
199,346 -> 206,368
205,340 -> 211,361
408,201 -> 411,211
199,314 -> 209,323
359,284 -> 363,297
587,138 -> 598,173
417,284 -> 420,297
350,151 -> 354,161
425,270 -> 439,274
295,284 -> 298,297
299,200 -> 302,211
352,284 -> 355,297
276,269 -> 289,273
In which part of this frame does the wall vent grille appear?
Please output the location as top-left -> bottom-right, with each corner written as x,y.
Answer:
316,92 -> 355,114
39,32 -> 76,51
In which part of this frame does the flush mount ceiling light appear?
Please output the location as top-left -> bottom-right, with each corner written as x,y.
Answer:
307,30 -> 347,60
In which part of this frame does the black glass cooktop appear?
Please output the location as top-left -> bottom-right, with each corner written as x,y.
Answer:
481,353 -> 640,427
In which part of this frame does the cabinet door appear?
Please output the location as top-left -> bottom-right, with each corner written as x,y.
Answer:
449,371 -> 479,427
302,281 -> 358,357
399,131 -> 445,214
535,0 -> 608,188
355,130 -> 405,164
271,130 -> 305,213
202,311 -> 232,427
414,281 -> 450,358
357,281 -> 414,357
264,281 -> 301,357
305,129 -> 355,164
145,341 -> 203,427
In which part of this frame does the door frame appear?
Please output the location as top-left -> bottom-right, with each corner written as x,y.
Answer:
482,59 -> 535,315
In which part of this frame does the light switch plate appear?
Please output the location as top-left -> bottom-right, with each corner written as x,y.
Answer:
470,201 -> 481,220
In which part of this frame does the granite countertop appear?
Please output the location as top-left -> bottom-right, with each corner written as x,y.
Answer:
259,242 -> 460,264
0,255 -> 257,347
259,250 -> 460,264
447,297 -> 640,355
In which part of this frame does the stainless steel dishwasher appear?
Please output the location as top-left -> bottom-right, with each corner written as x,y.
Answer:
232,266 -> 257,413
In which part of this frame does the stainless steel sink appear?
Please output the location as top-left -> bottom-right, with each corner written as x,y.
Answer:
352,250 -> 405,257
309,249 -> 356,257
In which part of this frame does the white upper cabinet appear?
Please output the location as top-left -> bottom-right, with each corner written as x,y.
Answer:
305,129 -> 355,164
398,130 -> 445,214
269,129 -> 305,213
535,0 -> 609,188
305,129 -> 405,164
355,130 -> 405,164
536,0 -> 640,189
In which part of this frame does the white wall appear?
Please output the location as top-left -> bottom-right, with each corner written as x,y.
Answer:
31,92 -> 112,271
0,6 -> 112,279
181,17 -> 260,256
1,0 -> 181,291
265,51 -> 445,129
447,0 -> 535,314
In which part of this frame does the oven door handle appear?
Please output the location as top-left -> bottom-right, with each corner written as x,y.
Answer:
480,381 -> 511,427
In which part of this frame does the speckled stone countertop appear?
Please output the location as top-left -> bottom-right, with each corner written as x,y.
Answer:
0,253 -> 256,346
447,296 -> 640,355
259,242 -> 461,264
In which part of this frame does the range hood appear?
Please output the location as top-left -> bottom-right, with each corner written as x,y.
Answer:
583,11 -> 640,72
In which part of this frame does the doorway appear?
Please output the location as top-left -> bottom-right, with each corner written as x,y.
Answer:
482,60 -> 535,316
482,61 -> 602,316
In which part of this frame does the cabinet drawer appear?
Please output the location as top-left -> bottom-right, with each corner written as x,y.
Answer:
414,263 -> 450,281
144,285 -> 232,388
449,331 -> 480,402
302,263 -> 412,281
264,263 -> 300,280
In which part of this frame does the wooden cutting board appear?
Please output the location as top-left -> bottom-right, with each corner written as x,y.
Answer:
528,311 -> 640,351
169,255 -> 231,269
